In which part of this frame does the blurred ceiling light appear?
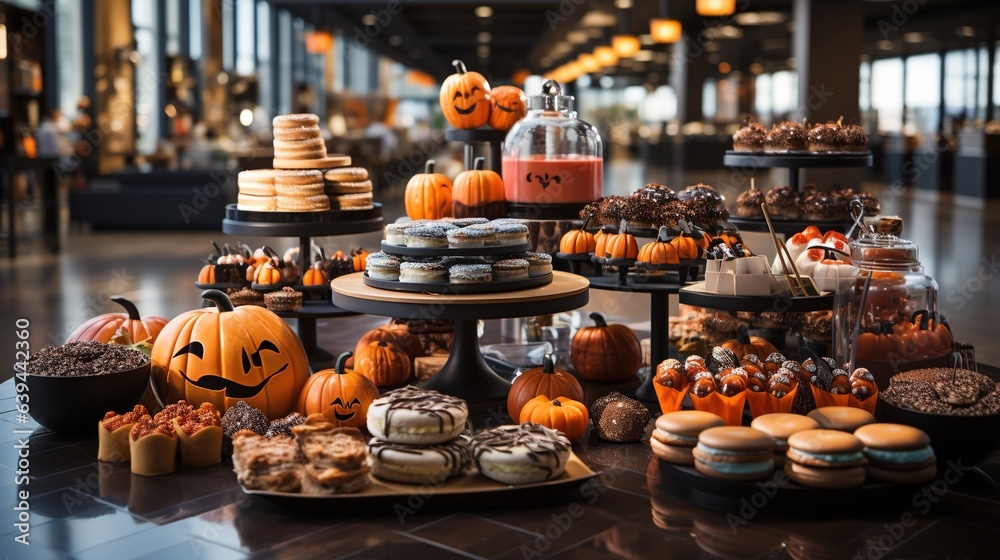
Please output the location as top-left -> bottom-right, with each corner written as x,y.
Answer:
0,24 -> 6,60
475,6 -> 492,18
734,11 -> 786,25
580,11 -> 617,27
477,46 -> 491,58
956,26 -> 975,37
594,45 -> 619,67
477,32 -> 492,43
361,14 -> 377,26
304,30 -> 333,54
633,50 -> 654,62
567,31 -> 590,44
903,32 -> 926,43
578,53 -> 600,73
613,35 -> 641,58
696,0 -> 736,17
217,71 -> 229,85
651,19 -> 682,43
718,61 -> 731,73
877,40 -> 893,50
239,108 -> 253,126
749,62 -> 763,74
164,104 -> 178,119
614,0 -> 633,8
600,76 -> 614,89
388,35 -> 403,46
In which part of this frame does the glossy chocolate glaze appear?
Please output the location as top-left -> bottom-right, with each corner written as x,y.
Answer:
472,423 -> 570,476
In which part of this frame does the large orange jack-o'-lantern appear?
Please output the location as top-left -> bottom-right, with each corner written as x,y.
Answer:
150,290 -> 310,419
439,59 -> 491,129
296,352 -> 379,428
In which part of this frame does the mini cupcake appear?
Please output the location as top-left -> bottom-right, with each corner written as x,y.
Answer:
733,120 -> 769,152
449,264 -> 493,284
522,252 -> 553,277
493,259 -> 530,280
98,405 -> 149,463
366,252 -> 401,281
736,184 -> 765,218
767,121 -> 807,152
842,124 -> 868,152
764,186 -> 800,219
494,224 -> 530,246
799,190 -> 841,221
400,261 -> 448,283
173,402 -> 223,467
264,287 -> 303,311
404,226 -> 449,248
447,227 -> 494,248
129,415 -> 178,476
807,122 -> 846,152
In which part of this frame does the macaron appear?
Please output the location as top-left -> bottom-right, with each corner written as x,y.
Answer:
750,413 -> 821,466
651,411 -> 726,465
784,429 -> 867,489
693,426 -> 776,481
854,423 -> 937,484
806,406 -> 876,432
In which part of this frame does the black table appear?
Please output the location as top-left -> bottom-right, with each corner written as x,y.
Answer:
3,376 -> 999,559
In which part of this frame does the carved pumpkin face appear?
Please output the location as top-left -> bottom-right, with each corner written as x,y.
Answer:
488,86 -> 527,131
297,352 -> 380,428
440,59 -> 491,129
151,290 -> 309,419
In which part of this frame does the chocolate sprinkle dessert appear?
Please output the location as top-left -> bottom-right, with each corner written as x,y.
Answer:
841,124 -> 868,152
807,122 -> 847,152
222,400 -> 270,454
733,120 -> 769,152
28,341 -> 148,377
736,185 -> 765,218
882,369 -> 1000,416
764,185 -> 800,219
766,121 -> 808,151
590,394 -> 649,443
265,412 -> 306,438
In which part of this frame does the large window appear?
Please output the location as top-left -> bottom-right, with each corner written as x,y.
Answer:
905,53 -> 941,137
754,73 -> 772,123
871,58 -> 904,133
133,0 -> 161,154
236,0 -> 256,75
771,71 -> 797,118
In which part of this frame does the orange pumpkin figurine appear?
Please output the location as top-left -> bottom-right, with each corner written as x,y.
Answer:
296,352 -> 379,428
570,312 -> 642,382
519,395 -> 589,440
507,353 -> 584,420
404,160 -> 453,220
559,214 -> 597,255
488,85 -> 527,131
452,157 -> 505,219
439,59 -> 491,129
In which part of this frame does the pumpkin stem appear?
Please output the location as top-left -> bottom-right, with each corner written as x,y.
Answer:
910,309 -> 930,330
582,213 -> 592,231
335,352 -> 352,374
377,340 -> 388,348
201,290 -> 235,312
542,353 -> 555,373
425,159 -> 436,174
589,312 -> 607,327
111,296 -> 141,320
472,157 -> 485,171
452,60 -> 468,74
552,398 -> 562,406
656,226 -> 669,243
736,325 -> 751,345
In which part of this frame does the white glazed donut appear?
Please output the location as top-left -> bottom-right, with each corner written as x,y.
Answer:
472,423 -> 571,485
367,434 -> 471,484
366,386 -> 468,445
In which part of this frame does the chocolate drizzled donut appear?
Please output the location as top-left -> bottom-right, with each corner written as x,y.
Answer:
472,423 -> 570,463
378,385 -> 468,434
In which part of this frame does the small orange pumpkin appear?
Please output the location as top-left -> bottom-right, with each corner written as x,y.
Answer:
296,352 -> 380,428
488,85 -> 527,131
669,232 -> 701,260
352,248 -> 369,272
519,395 -> 589,440
354,325 -> 426,366
197,264 -> 216,284
67,296 -> 169,345
637,226 -> 680,265
720,326 -> 779,361
570,312 -> 642,382
439,59 -> 491,129
354,340 -> 412,387
604,221 -> 638,260
404,159 -> 453,220
559,214 -> 597,255
507,353 -> 584,421
593,226 -> 616,259
452,157 -> 506,219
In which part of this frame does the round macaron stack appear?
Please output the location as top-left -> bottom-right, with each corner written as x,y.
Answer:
274,169 -> 328,212
650,411 -> 726,465
807,406 -> 876,432
237,169 -> 278,211
471,422 -> 572,485
750,413 -> 821,466
854,423 -> 936,484
273,113 -> 327,163
366,386 -> 472,484
784,429 -> 867,489
324,167 -> 374,211
693,426 -> 777,481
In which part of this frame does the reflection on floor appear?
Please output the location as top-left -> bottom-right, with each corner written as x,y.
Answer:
2,160 -> 998,379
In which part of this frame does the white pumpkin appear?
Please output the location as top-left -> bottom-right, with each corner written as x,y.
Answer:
811,258 -> 859,292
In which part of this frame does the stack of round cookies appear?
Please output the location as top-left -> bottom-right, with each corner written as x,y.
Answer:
324,167 -> 374,211
272,114 -> 327,165
236,169 -> 329,212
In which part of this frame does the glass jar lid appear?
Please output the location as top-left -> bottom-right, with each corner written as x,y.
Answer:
851,234 -> 920,268
528,80 -> 574,112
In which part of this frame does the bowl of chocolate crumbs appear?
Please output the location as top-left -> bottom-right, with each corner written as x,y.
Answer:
26,341 -> 150,433
878,367 -> 1000,466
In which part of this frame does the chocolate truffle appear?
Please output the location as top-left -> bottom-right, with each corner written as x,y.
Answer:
841,124 -> 868,152
265,412 -> 305,438
764,185 -> 800,219
807,122 -> 847,152
590,393 -> 650,443
733,120 -> 769,152
736,185 -> 765,218
767,121 -> 808,151
222,401 -> 269,454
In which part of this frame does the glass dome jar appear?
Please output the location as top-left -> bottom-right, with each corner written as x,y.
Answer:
501,80 -> 603,219
834,233 -> 951,389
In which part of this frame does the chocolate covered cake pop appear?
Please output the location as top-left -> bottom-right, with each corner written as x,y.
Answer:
807,122 -> 847,152
736,184 -> 765,218
733,120 -> 769,152
767,121 -> 808,151
764,186 -> 800,219
590,392 -> 650,443
222,400 -> 269,454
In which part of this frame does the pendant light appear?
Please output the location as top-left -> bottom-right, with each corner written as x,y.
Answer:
696,0 -> 736,17
612,6 -> 641,58
650,0 -> 681,44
